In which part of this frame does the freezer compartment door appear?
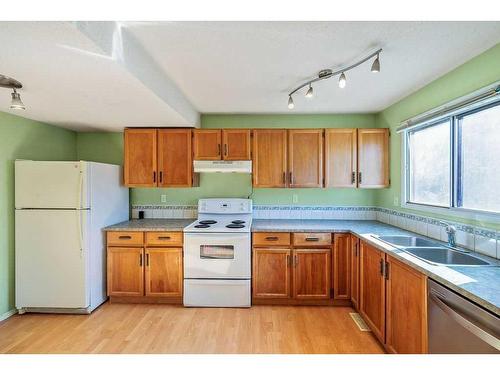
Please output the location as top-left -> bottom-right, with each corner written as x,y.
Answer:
15,209 -> 89,309
183,279 -> 251,307
15,160 -> 89,209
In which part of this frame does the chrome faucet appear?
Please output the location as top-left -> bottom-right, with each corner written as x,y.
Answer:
440,221 -> 457,248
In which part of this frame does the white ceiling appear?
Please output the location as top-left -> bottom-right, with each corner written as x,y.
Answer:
1,21 -> 499,131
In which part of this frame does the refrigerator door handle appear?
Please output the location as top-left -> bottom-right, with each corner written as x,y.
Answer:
76,210 -> 84,258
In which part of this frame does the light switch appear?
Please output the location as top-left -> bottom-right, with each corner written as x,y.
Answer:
161,194 -> 167,203
393,196 -> 399,206
292,194 -> 298,203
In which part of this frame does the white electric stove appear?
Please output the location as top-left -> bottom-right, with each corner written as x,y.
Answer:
183,198 -> 252,307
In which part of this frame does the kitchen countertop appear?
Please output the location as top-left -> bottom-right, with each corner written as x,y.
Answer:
104,218 -> 500,315
104,219 -> 195,232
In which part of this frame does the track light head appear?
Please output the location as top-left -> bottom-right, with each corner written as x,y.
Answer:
10,88 -> 25,110
338,72 -> 346,89
371,54 -> 380,73
288,95 -> 295,110
305,84 -> 314,99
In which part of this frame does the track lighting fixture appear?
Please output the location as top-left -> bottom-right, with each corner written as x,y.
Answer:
338,72 -> 346,89
286,48 -> 382,108
0,74 -> 25,110
305,84 -> 314,98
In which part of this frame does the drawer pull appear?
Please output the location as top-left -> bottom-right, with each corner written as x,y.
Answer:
118,235 -> 132,240
305,237 -> 319,242
158,236 -> 171,240
265,236 -> 279,241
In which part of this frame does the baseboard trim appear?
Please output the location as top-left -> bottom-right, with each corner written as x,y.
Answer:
0,309 -> 18,322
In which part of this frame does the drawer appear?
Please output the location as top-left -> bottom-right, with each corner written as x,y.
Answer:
293,233 -> 332,247
145,231 -> 183,246
107,231 -> 144,246
253,232 -> 291,246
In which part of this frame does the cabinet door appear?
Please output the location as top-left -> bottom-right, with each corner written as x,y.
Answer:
325,129 -> 357,187
386,255 -> 428,354
222,129 -> 251,160
157,129 -> 192,187
145,247 -> 183,297
107,247 -> 144,297
193,129 -> 222,160
293,249 -> 331,299
252,248 -> 291,299
350,235 -> 360,310
124,129 -> 157,187
288,129 -> 323,188
357,128 -> 389,188
359,241 -> 386,342
252,129 -> 287,187
333,234 -> 351,300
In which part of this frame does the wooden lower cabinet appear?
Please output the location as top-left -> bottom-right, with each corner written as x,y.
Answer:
293,249 -> 331,299
333,234 -> 351,300
385,255 -> 428,354
350,235 -> 360,309
145,248 -> 183,297
107,247 -> 144,297
359,241 -> 386,342
252,248 -> 291,298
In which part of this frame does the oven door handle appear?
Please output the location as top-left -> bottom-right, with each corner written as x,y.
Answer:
429,290 -> 500,350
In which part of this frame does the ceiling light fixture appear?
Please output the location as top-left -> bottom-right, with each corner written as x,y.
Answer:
286,48 -> 382,109
305,84 -> 314,98
0,74 -> 25,110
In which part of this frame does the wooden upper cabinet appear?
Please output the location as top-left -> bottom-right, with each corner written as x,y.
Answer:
222,129 -> 251,160
124,129 -> 157,187
325,128 -> 357,188
107,247 -> 144,297
288,129 -> 324,188
252,248 -> 291,299
359,241 -> 386,342
252,129 -> 287,187
293,248 -> 331,299
145,247 -> 183,298
386,255 -> 428,354
193,129 -> 222,160
357,128 -> 389,188
157,129 -> 192,187
333,233 -> 351,301
350,235 -> 360,310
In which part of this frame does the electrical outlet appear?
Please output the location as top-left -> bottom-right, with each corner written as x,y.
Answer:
292,194 -> 298,203
161,194 -> 167,203
393,196 -> 399,206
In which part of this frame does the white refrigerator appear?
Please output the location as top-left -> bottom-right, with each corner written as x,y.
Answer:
15,160 -> 129,314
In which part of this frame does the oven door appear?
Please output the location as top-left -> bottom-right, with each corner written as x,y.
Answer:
184,232 -> 251,279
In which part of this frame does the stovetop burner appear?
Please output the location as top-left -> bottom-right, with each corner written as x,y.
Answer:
226,224 -> 245,229
231,220 -> 245,224
195,224 -> 210,228
199,220 -> 217,225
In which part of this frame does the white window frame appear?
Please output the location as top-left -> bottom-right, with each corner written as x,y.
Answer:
401,93 -> 500,223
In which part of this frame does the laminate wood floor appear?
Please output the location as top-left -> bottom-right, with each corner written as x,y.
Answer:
0,303 -> 384,354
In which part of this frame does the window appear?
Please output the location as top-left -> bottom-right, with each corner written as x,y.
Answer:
404,99 -> 500,215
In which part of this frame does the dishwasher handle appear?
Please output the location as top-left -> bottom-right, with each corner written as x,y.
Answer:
429,290 -> 500,351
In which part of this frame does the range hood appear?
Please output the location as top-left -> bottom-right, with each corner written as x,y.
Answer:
193,160 -> 252,173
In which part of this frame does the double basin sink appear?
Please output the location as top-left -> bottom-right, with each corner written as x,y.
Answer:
373,235 -> 494,266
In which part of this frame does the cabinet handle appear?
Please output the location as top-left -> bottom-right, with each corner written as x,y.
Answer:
282,172 -> 286,185
358,172 -> 362,184
224,144 -> 228,156
289,171 -> 293,185
118,235 -> 132,240
379,258 -> 384,276
159,171 -> 163,183
294,255 -> 298,267
354,242 -> 358,256
158,236 -> 171,240
286,254 -> 290,266
146,253 -> 150,267
153,171 -> 156,183
351,171 -> 356,184
139,253 -> 143,267
385,261 -> 390,280
265,236 -> 279,241
218,144 -> 221,156
305,237 -> 319,242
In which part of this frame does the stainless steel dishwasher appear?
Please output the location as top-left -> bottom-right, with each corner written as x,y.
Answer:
428,279 -> 500,353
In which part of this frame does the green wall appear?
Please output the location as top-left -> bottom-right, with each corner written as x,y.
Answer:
77,114 -> 379,206
375,43 -> 500,230
0,111 -> 76,316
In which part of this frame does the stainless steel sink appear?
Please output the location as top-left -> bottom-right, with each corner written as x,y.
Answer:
376,235 -> 438,248
403,247 -> 492,266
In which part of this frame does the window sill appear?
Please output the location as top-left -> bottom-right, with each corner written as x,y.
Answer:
401,202 -> 500,224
